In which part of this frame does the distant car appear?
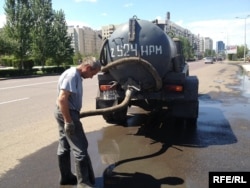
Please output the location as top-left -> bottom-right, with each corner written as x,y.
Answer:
216,57 -> 223,61
204,57 -> 214,64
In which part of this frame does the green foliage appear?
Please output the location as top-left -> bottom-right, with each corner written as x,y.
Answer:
0,29 -> 18,55
50,9 -> 74,66
45,58 -> 54,66
2,0 -> 74,72
30,0 -> 54,66
204,49 -> 216,57
178,37 -> 194,60
0,55 -> 14,66
4,0 -> 33,68
12,58 -> 34,69
73,52 -> 83,65
41,66 -> 70,74
0,65 -> 70,77
0,68 -> 38,77
236,45 -> 248,59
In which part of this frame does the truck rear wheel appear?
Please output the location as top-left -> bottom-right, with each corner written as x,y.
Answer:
103,107 -> 128,124
174,117 -> 197,131
185,118 -> 197,129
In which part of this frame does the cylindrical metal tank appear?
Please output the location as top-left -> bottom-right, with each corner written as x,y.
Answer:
103,17 -> 177,91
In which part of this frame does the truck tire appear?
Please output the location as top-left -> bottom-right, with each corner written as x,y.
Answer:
185,100 -> 198,130
174,117 -> 197,127
186,117 -> 197,129
103,107 -> 128,124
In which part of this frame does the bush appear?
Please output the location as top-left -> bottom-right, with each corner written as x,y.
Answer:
41,66 -> 70,74
45,58 -> 54,66
12,59 -> 34,70
0,56 -> 15,67
0,64 -> 70,78
0,68 -> 38,77
0,66 -> 70,78
24,59 -> 34,70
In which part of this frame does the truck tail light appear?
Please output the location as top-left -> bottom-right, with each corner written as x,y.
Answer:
99,85 -> 117,100
165,85 -> 183,92
100,85 -> 113,91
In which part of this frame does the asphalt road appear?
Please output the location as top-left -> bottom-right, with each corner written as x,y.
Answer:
0,61 -> 250,188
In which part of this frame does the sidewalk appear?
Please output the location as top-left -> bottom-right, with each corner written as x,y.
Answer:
242,63 -> 250,72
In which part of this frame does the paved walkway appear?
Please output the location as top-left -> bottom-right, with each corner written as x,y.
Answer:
242,63 -> 250,72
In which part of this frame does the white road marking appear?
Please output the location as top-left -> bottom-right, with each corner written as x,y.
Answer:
0,97 -> 29,105
0,81 -> 57,90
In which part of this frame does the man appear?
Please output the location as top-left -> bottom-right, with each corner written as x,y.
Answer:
54,57 -> 101,188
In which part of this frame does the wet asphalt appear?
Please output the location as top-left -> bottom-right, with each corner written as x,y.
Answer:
0,63 -> 250,188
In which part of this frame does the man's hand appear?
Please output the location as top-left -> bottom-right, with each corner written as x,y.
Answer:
65,122 -> 75,136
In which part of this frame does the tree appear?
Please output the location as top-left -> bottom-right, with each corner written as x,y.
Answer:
178,37 -> 193,60
204,49 -> 215,57
30,0 -> 54,67
73,51 -> 83,65
4,0 -> 33,69
0,29 -> 18,56
3,0 -> 79,69
236,45 -> 249,59
50,10 -> 74,66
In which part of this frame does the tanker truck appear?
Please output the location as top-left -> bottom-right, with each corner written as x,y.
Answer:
94,16 -> 199,127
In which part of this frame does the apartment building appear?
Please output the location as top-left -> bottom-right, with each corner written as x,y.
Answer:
204,37 -> 213,51
101,24 -> 118,39
156,16 -> 204,56
67,26 -> 79,52
199,36 -> 205,54
67,25 -> 102,55
67,12 -> 215,57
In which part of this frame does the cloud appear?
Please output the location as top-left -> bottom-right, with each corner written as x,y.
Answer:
184,18 -> 250,48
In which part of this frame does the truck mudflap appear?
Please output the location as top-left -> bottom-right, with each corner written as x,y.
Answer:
165,75 -> 199,127
169,100 -> 199,119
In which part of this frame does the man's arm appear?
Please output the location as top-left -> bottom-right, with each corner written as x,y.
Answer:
57,89 -> 72,123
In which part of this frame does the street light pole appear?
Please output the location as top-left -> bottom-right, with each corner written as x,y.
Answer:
236,15 -> 250,63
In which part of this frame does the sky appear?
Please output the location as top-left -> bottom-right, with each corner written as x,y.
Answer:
0,0 -> 250,49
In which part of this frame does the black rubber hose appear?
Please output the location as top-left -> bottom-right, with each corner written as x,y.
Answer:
101,57 -> 162,90
80,88 -> 134,118
80,57 -> 162,119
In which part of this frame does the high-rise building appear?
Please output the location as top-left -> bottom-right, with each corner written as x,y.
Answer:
204,37 -> 213,51
101,24 -> 117,39
67,11 -> 214,58
199,37 -> 205,53
216,41 -> 225,54
67,26 -> 79,52
67,25 -> 102,55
